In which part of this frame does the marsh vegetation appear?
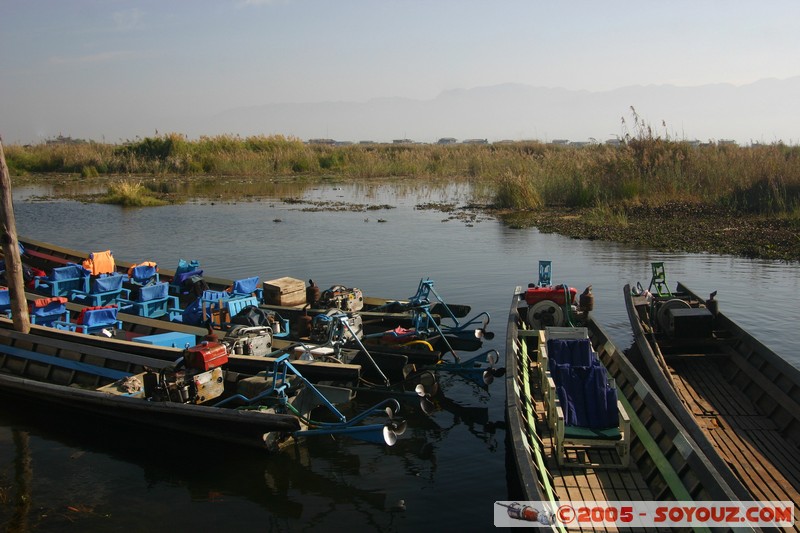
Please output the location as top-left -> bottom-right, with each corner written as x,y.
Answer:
6,121 -> 800,261
6,132 -> 800,215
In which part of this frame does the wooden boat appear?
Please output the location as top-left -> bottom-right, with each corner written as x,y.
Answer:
8,237 -> 502,391
16,236 -> 473,320
0,320 -> 407,451
4,301 -> 365,385
5,291 -> 440,396
15,236 -> 488,355
625,268 -> 800,528
505,268 -> 741,528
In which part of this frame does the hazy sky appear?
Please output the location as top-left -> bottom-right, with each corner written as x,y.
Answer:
2,0 -> 799,143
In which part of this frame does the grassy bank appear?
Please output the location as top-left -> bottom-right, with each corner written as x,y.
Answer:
6,133 -> 800,216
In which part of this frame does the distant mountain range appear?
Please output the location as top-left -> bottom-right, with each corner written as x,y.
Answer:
200,77 -> 800,145
9,77 -> 800,145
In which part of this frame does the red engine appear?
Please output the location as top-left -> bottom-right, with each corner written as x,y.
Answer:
524,285 -> 577,306
184,341 -> 229,371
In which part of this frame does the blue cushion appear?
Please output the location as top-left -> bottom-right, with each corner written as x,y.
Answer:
0,290 -> 9,307
32,301 -> 66,317
173,269 -> 203,286
557,385 -> 578,426
51,264 -> 86,281
182,297 -> 206,326
232,276 -> 259,295
555,362 -> 619,430
131,264 -> 157,281
139,282 -> 169,302
94,274 -> 125,293
175,259 -> 200,277
81,307 -> 118,327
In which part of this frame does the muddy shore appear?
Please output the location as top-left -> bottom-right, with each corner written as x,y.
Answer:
489,202 -> 800,263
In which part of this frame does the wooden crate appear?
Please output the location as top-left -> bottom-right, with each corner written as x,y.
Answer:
263,277 -> 306,306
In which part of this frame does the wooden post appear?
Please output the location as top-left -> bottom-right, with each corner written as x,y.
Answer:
0,139 -> 31,333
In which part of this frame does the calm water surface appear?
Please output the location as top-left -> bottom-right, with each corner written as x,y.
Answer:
1,181 -> 797,531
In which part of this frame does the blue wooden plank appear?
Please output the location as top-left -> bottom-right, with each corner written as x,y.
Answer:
0,344 -> 131,380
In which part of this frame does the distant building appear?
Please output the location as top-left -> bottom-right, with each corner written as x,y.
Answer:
45,135 -> 87,145
550,139 -> 570,146
462,138 -> 488,144
392,139 -> 414,144
437,137 -> 457,145
307,138 -> 336,145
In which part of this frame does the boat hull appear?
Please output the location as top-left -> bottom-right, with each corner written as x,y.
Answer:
0,325 -> 302,450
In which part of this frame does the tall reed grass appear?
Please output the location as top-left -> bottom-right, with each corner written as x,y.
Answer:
6,132 -> 800,214
100,180 -> 168,207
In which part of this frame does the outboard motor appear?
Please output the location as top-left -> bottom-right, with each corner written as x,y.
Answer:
310,309 -> 364,344
319,285 -> 364,312
222,325 -> 273,357
143,342 -> 228,404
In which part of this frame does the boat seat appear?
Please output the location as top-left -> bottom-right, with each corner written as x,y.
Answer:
209,295 -> 260,329
546,338 -> 594,372
0,288 -> 11,318
34,263 -> 90,297
70,273 -> 130,307
197,289 -> 230,323
127,262 -> 159,286
29,296 -> 70,327
69,305 -> 123,335
545,342 -> 602,427
537,327 -> 588,396
552,362 -> 630,468
117,282 -> 180,320
229,276 -> 262,301
168,268 -> 205,297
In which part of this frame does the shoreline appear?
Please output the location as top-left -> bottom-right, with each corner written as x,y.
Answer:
488,202 -> 800,263
13,174 -> 800,263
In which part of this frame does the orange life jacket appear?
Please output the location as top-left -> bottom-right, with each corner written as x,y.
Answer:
82,250 -> 115,276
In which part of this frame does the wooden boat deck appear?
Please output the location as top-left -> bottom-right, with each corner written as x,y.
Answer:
668,354 -> 800,507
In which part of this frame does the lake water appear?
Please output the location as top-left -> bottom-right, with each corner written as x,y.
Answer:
1,180 -> 798,531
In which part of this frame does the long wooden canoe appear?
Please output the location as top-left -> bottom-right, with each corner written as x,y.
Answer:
625,282 -> 800,530
16,235 -> 471,319
14,236 -> 478,355
506,285 -> 741,529
0,322 -> 304,450
0,316 -> 409,451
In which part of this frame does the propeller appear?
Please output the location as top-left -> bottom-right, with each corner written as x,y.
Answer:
382,404 -> 407,446
482,351 -> 506,385
415,383 -> 436,415
474,315 -> 495,340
